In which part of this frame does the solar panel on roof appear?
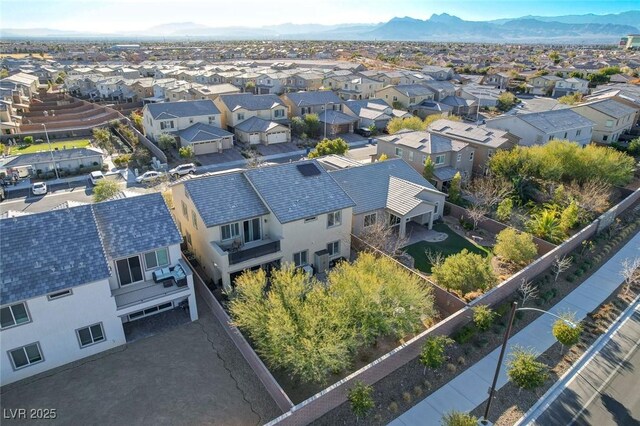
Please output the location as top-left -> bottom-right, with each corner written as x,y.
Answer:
297,163 -> 321,177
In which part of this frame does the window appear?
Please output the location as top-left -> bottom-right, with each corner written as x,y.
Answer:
191,211 -> 198,229
189,118 -> 194,124
364,213 -> 376,227
208,116 -> 216,125
274,109 -> 284,118
1,303 -> 30,329
327,241 -> 340,257
435,154 -> 446,165
576,129 -> 582,136
395,147 -> 403,157
564,132 -> 567,138
293,250 -> 308,267
77,323 -> 105,348
488,149 -> 494,158
243,218 -> 261,243
128,302 -> 173,321
422,155 -> 427,165
116,256 -> 143,286
605,120 -> 613,128
327,210 -> 342,228
221,222 -> 240,240
388,214 -> 401,226
469,151 -> 474,161
144,248 -> 169,270
181,201 -> 188,218
456,153 -> 462,162
47,289 -> 72,300
408,151 -> 414,161
237,113 -> 245,121
8,343 -> 43,370
603,135 -> 608,141
304,216 -> 317,223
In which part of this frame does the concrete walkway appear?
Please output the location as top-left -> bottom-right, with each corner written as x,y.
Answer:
389,231 -> 640,426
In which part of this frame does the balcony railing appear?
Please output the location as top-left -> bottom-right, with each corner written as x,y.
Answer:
228,240 -> 281,265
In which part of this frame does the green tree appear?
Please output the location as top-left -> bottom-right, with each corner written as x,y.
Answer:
54,71 -> 66,84
308,138 -> 349,158
158,133 -> 176,151
244,81 -> 255,93
130,111 -> 144,132
527,208 -> 565,243
560,200 -> 580,232
496,92 -> 518,111
304,113 -> 321,138
552,314 -> 582,353
448,172 -> 462,204
441,411 -> 478,426
507,347 -> 548,391
0,69 -> 9,79
494,228 -> 538,265
23,136 -> 34,145
423,156 -> 435,180
628,138 -> 640,156
290,116 -> 306,136
93,180 -> 121,202
348,381 -> 374,420
420,335 -> 454,372
178,145 -> 194,159
496,198 -> 513,222
387,116 -> 426,134
432,249 -> 496,295
472,305 -> 496,331
558,93 -> 583,105
92,128 -> 115,154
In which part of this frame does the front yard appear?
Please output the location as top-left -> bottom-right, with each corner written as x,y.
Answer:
403,222 -> 492,274
9,139 -> 91,155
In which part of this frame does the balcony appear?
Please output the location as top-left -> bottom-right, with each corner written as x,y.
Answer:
112,279 -> 190,310
229,239 -> 281,265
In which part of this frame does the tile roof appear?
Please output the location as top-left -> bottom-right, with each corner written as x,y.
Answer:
184,172 -> 269,227
219,93 -> 285,111
145,99 -> 220,120
392,84 -> 435,97
517,109 -> 594,132
433,166 -> 459,182
429,119 -> 518,148
244,160 -> 355,224
318,109 -> 358,125
235,116 -> 284,133
329,158 -> 442,215
577,99 -> 637,119
377,130 -> 465,154
178,122 -> 233,143
386,176 -> 432,216
92,193 -> 182,259
284,90 -> 341,107
0,205 -> 110,305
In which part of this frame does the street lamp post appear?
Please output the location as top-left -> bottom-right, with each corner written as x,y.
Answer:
323,102 -> 334,140
41,123 -> 60,180
481,301 -> 577,423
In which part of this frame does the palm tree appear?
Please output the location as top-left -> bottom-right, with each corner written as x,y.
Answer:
527,209 -> 565,243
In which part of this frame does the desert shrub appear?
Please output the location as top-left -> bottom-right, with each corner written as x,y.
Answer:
494,228 -> 538,265
472,305 -> 497,331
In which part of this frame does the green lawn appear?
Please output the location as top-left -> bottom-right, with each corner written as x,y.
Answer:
11,139 -> 91,155
404,223 -> 492,274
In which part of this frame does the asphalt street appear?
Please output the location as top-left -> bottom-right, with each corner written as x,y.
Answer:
534,309 -> 640,426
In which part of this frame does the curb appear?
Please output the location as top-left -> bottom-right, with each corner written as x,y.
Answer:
515,294 -> 640,425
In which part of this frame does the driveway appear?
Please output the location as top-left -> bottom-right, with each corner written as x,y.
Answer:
0,302 -> 281,426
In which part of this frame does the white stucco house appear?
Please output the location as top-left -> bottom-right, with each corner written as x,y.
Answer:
142,99 -> 224,144
571,99 -> 637,144
0,193 -> 197,386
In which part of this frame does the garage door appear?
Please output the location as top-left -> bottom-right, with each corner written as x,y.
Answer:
266,131 -> 288,145
249,133 -> 260,145
193,141 -> 218,155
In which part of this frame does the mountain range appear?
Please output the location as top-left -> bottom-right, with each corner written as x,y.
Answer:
2,11 -> 639,43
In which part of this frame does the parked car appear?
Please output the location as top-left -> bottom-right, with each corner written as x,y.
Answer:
89,171 -> 104,185
169,163 -> 196,178
135,171 -> 163,184
31,182 -> 47,195
355,127 -> 372,137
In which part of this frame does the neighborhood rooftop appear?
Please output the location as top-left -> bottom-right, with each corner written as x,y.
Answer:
516,109 -> 595,132
145,99 -> 220,120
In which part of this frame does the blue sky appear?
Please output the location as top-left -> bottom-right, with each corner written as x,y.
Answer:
1,0 -> 637,32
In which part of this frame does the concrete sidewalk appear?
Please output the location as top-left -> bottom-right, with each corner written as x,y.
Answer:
389,231 -> 640,426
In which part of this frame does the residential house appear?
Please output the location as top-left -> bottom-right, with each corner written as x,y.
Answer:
1,72 -> 41,99
342,99 -> 411,131
459,84 -> 503,108
283,71 -> 324,92
375,85 -> 435,110
486,109 -> 594,146
527,75 -> 562,96
333,77 -> 384,101
571,99 -> 637,144
171,161 -> 354,290
142,100 -> 225,153
317,110 -> 359,137
421,66 -> 454,81
422,81 -> 456,102
552,77 -> 589,98
586,84 -> 640,125
327,158 -> 446,239
214,93 -> 288,130
376,130 -> 475,190
234,116 -> 291,145
3,147 -> 104,177
255,72 -> 288,95
191,83 -> 241,101
281,90 -> 342,117
410,100 -> 454,120
481,72 -> 512,90
0,193 -> 197,386
428,119 -> 519,176
176,122 -> 235,155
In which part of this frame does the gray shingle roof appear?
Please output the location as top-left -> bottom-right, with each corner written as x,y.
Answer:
184,172 -> 269,227
344,98 -> 390,115
329,158 -> 442,215
517,109 -> 594,132
244,160 -> 355,224
377,130 -> 464,154
92,193 -> 182,259
285,91 -> 342,107
145,99 -> 219,120
0,205 -> 110,305
235,116 -> 283,133
4,147 -> 103,168
219,93 -> 285,111
579,99 -> 636,119
393,84 -> 435,97
318,109 -> 358,125
178,122 -> 233,143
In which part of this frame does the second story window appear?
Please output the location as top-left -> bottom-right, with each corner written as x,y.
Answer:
144,248 -> 169,270
1,302 -> 30,329
221,222 -> 241,241
408,151 -> 414,161
208,116 -> 216,124
274,109 -> 284,118
116,256 -> 143,286
469,151 -> 474,161
395,147 -> 403,158
327,210 -> 342,228
192,211 -> 198,229
237,113 -> 245,121
576,129 -> 582,136
435,154 -> 446,165
182,201 -> 188,218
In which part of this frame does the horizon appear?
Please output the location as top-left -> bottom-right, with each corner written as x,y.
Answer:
1,0 -> 638,33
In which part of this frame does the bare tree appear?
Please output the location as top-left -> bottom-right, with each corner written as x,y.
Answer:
359,220 -> 408,258
552,255 -> 573,283
245,149 -> 265,169
518,278 -> 538,306
566,179 -> 612,221
424,249 -> 445,269
466,203 -> 488,230
464,177 -> 512,209
620,257 -> 640,295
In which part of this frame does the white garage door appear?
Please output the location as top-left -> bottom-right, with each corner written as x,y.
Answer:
192,141 -> 218,155
249,133 -> 260,145
267,131 -> 288,145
